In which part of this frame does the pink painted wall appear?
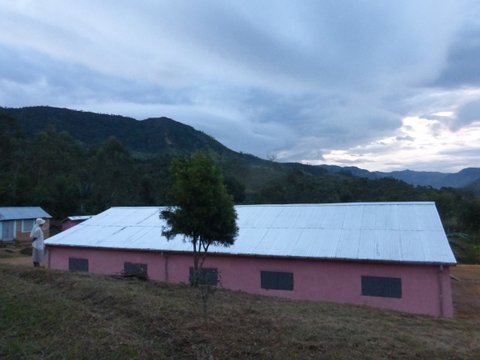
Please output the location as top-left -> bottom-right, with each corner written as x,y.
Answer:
62,220 -> 86,232
46,246 -> 454,317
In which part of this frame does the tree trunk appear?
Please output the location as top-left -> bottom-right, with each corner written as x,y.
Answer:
191,236 -> 200,286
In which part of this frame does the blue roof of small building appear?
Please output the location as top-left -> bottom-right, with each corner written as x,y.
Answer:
0,207 -> 52,221
45,202 -> 457,265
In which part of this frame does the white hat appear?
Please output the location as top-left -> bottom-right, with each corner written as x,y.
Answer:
36,218 -> 46,225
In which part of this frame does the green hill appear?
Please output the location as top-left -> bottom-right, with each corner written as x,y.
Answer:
4,106 -> 232,156
1,106 -> 294,193
6,106 -> 480,191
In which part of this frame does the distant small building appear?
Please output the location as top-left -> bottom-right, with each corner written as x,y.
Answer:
45,202 -> 456,317
0,207 -> 52,242
61,216 -> 93,231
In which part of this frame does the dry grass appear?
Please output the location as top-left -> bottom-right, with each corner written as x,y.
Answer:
1,264 -> 479,359
451,265 -> 480,321
0,243 -> 31,259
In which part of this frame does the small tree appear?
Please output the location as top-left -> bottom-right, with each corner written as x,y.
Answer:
161,151 -> 238,288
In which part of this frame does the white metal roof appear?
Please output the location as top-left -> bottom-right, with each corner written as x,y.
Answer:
0,207 -> 52,221
63,216 -> 93,222
45,202 -> 457,265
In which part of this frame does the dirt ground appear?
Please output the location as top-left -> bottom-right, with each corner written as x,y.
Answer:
451,265 -> 480,320
0,244 -> 32,266
1,245 -> 479,319
0,255 -> 31,266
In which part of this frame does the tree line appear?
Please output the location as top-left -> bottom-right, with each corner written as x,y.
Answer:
0,113 -> 166,217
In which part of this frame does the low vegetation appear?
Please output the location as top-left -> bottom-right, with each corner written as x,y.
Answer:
0,264 -> 479,359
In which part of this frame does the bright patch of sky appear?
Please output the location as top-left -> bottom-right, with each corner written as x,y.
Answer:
1,0 -> 480,172
321,116 -> 480,172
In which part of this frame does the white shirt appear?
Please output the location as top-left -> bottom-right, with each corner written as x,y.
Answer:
30,224 -> 45,250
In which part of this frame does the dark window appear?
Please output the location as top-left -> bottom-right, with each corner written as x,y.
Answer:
361,276 -> 402,298
261,271 -> 294,291
69,258 -> 89,272
21,219 -> 34,233
124,262 -> 148,276
189,267 -> 218,286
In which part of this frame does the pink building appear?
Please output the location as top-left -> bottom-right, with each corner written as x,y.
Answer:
45,203 -> 456,317
61,216 -> 93,231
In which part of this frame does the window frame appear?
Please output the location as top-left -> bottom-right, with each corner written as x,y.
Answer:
260,271 -> 294,291
361,275 -> 402,299
124,262 -> 148,276
68,257 -> 89,272
21,219 -> 35,233
189,267 -> 218,286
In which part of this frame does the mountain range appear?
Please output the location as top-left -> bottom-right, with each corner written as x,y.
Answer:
2,105 -> 479,191
317,165 -> 480,189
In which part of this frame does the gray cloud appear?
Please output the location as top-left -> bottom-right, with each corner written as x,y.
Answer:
0,1 -> 480,171
455,100 -> 480,129
434,30 -> 480,88
0,44 -> 191,107
395,135 -> 415,142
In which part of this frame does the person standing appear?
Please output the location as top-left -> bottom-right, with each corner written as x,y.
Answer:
30,218 -> 46,267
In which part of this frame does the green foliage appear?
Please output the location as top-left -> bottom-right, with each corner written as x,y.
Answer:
161,152 -> 238,284
162,152 -> 238,245
0,123 -> 169,218
447,232 -> 480,264
3,106 -> 234,156
85,137 -> 140,212
224,176 -> 246,203
0,111 -> 22,167
459,199 -> 480,231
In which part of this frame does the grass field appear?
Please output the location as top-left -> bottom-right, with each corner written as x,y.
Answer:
1,262 -> 479,359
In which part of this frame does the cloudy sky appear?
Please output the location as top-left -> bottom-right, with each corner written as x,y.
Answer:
1,0 -> 480,172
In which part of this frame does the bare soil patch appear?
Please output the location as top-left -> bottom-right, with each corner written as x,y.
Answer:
451,265 -> 480,320
0,243 -> 31,266
0,256 -> 31,266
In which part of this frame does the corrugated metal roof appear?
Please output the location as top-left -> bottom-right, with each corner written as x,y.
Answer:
63,216 -> 93,222
0,207 -> 52,221
44,202 -> 457,265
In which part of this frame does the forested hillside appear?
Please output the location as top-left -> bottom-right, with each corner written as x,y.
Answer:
5,106 -> 233,156
1,107 -> 479,262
